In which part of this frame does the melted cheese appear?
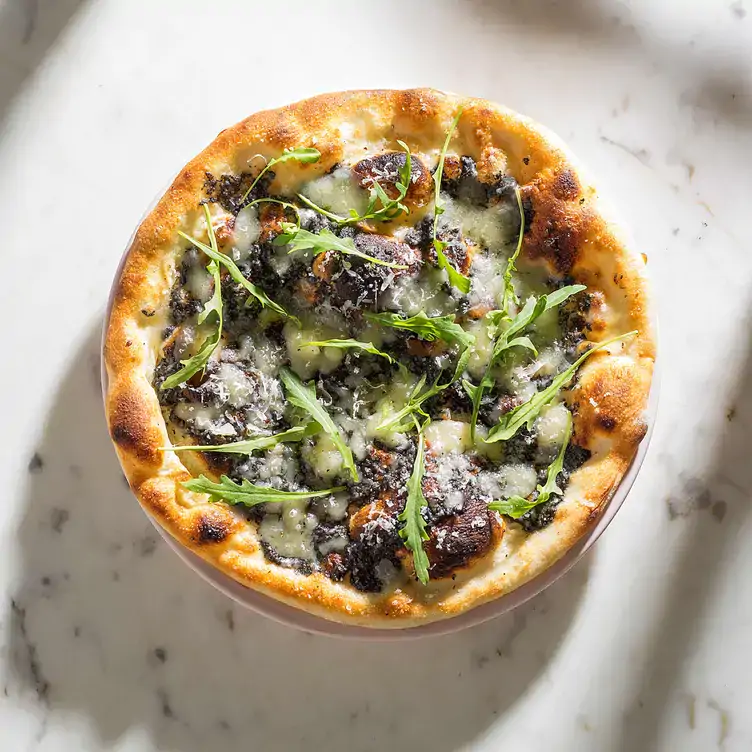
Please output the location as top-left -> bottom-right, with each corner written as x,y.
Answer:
171,403 -> 236,437
380,268 -> 456,316
302,435 -> 345,480
214,363 -> 256,407
230,205 -> 260,262
468,253 -> 505,307
466,318 -> 494,379
536,403 -> 571,448
259,499 -> 318,561
526,345 -> 568,379
498,464 -> 538,499
311,491 -> 350,521
425,420 -> 472,455
253,445 -> 300,484
300,167 -> 369,217
186,266 -> 213,302
284,322 -> 345,379
442,195 -> 516,250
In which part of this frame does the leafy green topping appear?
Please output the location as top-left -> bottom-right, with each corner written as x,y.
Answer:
365,311 -> 473,349
184,474 -> 344,508
378,373 -> 443,433
162,424 -> 319,455
367,311 -> 475,431
160,223 -> 224,390
432,108 -> 470,294
485,330 -> 637,443
279,367 -> 359,482
296,140 -> 413,225
500,187 -> 526,315
398,419 -> 431,584
241,147 -> 321,203
468,284 -> 587,439
178,205 -> 295,322
489,411 -> 573,518
275,225 -> 408,269
244,197 -> 302,230
302,338 -> 397,366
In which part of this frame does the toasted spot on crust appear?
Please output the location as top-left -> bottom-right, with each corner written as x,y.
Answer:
597,415 -> 617,431
552,168 -> 581,201
522,170 -> 592,275
194,510 -> 230,544
109,392 -> 161,466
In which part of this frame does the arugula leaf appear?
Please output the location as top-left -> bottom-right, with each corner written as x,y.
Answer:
302,338 -> 397,366
162,424 -> 318,455
297,141 -> 413,225
468,284 -> 586,438
244,197 -> 302,230
365,311 -> 473,349
398,421 -> 431,584
501,187 -> 526,314
489,410 -> 573,518
436,243 -> 471,294
160,233 -> 224,390
432,108 -> 470,293
184,474 -> 343,508
279,367 -> 359,482
274,224 -> 408,269
241,146 -> 321,203
485,330 -> 637,443
178,205 -> 295,322
377,374 -> 443,432
368,312 -> 475,431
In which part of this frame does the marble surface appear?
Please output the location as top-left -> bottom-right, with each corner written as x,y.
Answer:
1,0 -> 751,749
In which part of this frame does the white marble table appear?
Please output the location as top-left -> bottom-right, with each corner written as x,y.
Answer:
1,0 -> 751,749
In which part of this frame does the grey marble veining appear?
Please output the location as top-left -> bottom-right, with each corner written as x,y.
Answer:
1,0 -> 751,749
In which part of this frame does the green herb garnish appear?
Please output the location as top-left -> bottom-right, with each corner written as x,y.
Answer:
368,311 -> 475,431
365,311 -> 473,349
160,225 -> 224,390
184,474 -> 343,508
162,424 -> 319,455
279,367 -> 359,482
500,187 -> 526,314
241,147 -> 321,203
398,419 -> 431,584
296,140 -> 413,225
467,284 -> 587,439
432,108 -> 470,294
378,373 -> 443,433
489,411 -> 572,517
302,339 -> 398,366
243,197 -> 302,230
178,205 -> 294,322
275,225 -> 408,269
485,330 -> 637,443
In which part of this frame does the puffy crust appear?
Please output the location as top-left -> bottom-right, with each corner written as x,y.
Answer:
103,89 -> 655,628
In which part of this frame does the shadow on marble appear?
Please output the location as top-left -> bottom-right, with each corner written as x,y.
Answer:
0,0 -> 88,127
467,0 -> 752,129
616,322 -> 752,751
5,322 -> 590,752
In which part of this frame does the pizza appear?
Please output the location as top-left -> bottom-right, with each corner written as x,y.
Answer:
104,89 -> 654,627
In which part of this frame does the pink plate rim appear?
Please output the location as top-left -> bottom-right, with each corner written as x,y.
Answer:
102,183 -> 660,641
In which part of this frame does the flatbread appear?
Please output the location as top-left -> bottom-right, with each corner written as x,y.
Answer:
104,89 -> 654,627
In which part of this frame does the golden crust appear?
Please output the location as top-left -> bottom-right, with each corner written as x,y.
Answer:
104,89 -> 655,628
